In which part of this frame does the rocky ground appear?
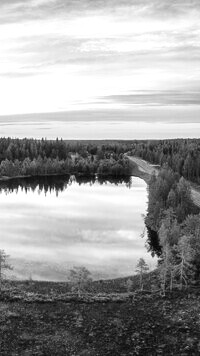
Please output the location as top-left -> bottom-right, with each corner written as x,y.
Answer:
0,278 -> 200,355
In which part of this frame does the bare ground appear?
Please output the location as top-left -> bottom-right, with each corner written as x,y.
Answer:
0,282 -> 200,356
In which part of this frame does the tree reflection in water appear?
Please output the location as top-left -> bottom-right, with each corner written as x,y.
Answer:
0,175 -> 132,196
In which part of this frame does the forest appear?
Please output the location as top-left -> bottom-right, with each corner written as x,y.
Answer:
128,138 -> 200,291
145,165 -> 200,293
1,137 -> 200,183
130,138 -> 200,184
0,138 -> 131,178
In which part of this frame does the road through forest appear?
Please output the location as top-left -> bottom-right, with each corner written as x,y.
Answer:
127,156 -> 200,208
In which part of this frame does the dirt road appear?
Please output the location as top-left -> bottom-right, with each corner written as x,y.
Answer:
127,156 -> 200,208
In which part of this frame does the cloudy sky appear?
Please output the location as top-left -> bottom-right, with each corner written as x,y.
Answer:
0,0 -> 200,138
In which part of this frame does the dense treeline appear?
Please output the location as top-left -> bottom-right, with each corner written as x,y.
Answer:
130,138 -> 200,288
0,156 -> 131,178
145,166 -> 198,230
146,166 -> 200,290
131,139 -> 200,183
1,137 -> 200,183
0,138 -> 132,162
0,138 -> 131,178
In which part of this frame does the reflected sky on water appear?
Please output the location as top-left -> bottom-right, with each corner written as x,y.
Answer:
0,176 -> 156,281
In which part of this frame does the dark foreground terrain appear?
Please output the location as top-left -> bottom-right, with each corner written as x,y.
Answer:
0,280 -> 200,356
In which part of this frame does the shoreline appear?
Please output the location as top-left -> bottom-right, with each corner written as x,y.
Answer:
0,172 -> 133,182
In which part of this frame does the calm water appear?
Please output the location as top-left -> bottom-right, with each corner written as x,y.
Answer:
0,176 -> 156,281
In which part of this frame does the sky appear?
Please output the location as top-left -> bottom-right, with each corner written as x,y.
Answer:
0,0 -> 200,139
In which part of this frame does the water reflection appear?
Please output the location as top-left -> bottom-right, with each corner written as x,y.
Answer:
145,227 -> 162,257
0,176 -> 156,281
0,175 -> 132,196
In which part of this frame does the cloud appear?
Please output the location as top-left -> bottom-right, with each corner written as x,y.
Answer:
1,1 -> 200,23
0,0 -> 200,116
1,105 -> 200,126
102,90 -> 200,106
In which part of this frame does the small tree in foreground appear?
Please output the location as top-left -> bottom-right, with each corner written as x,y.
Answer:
0,250 -> 13,289
125,278 -> 134,293
68,266 -> 92,295
135,258 -> 149,291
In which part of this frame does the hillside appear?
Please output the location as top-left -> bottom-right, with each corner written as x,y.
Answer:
0,280 -> 200,355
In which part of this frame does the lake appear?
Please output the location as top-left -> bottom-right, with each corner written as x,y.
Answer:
0,176 -> 156,281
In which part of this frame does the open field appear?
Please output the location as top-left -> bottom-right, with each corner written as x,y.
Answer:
127,156 -> 200,208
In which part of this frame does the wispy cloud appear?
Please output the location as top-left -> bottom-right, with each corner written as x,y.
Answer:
102,90 -> 200,106
0,0 -> 199,123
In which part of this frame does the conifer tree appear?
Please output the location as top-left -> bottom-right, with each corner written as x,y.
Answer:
135,258 -> 149,291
